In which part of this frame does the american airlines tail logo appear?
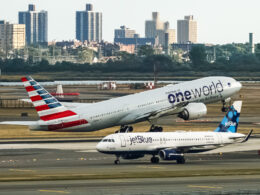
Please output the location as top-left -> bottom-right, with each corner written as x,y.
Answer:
225,121 -> 237,127
168,80 -> 223,104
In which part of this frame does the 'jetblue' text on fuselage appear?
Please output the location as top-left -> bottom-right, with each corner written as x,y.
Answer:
130,136 -> 153,145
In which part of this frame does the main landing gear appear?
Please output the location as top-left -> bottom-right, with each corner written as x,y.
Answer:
115,125 -> 133,133
149,125 -> 163,132
151,156 -> 159,164
176,157 -> 185,164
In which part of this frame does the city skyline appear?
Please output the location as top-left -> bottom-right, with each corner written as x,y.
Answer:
1,0 -> 259,44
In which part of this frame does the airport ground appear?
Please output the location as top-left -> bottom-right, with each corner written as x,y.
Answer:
0,82 -> 259,194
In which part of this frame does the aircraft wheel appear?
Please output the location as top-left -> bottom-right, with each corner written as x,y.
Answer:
177,158 -> 185,164
114,160 -> 120,165
151,156 -> 159,164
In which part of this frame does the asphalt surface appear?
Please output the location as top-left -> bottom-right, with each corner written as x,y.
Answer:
0,141 -> 259,194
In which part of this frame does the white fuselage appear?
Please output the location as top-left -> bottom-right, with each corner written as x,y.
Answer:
96,131 -> 246,154
32,76 -> 242,131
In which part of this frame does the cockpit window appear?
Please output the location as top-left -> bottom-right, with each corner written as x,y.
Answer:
102,139 -> 115,142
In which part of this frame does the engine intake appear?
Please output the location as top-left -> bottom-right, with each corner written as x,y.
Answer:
159,149 -> 183,161
178,103 -> 207,120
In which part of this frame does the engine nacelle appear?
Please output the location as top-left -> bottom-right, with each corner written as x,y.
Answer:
121,153 -> 144,159
159,149 -> 183,161
178,103 -> 207,120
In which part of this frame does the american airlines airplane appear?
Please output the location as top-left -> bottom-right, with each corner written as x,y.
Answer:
96,101 -> 253,164
1,76 -> 241,132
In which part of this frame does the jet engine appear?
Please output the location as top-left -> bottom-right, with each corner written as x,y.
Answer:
178,103 -> 207,120
121,153 -> 145,159
159,149 -> 183,161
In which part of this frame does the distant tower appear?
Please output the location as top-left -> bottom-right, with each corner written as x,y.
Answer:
177,15 -> 197,44
145,12 -> 176,47
76,4 -> 102,42
19,4 -> 48,44
249,33 -> 255,54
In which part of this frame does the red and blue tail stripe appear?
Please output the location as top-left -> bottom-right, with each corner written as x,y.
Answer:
21,76 -> 88,130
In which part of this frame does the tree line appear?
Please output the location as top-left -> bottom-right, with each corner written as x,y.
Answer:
0,43 -> 260,74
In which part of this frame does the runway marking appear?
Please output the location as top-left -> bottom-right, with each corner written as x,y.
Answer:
137,166 -> 164,169
9,168 -> 36,172
188,185 -> 222,189
38,189 -> 70,194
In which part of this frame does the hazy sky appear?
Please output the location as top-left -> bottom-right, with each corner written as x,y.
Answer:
1,0 -> 260,44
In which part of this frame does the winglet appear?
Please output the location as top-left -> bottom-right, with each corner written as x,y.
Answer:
241,129 -> 253,143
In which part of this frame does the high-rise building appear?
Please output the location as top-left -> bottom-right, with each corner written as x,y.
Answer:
249,33 -> 255,54
114,26 -> 136,38
177,15 -> 197,44
18,4 -> 48,44
76,4 -> 102,42
145,12 -> 176,47
0,20 -> 25,54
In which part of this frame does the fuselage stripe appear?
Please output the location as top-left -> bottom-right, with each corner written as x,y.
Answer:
48,119 -> 88,131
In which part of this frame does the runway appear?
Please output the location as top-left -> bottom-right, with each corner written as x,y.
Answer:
0,140 -> 259,194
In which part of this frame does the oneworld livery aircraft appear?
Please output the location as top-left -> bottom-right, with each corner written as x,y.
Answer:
1,76 -> 241,132
96,101 -> 253,164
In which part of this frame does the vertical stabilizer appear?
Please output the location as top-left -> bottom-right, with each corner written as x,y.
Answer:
214,101 -> 242,133
21,76 -> 87,131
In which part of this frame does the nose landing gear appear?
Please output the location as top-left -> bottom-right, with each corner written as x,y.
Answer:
114,155 -> 120,165
221,98 -> 231,112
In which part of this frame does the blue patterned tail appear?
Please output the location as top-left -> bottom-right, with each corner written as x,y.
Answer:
214,101 -> 242,133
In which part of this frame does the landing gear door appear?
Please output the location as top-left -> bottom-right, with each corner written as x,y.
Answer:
119,135 -> 126,147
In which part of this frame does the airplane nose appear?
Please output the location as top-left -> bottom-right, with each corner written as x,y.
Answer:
236,81 -> 242,91
96,142 -> 102,152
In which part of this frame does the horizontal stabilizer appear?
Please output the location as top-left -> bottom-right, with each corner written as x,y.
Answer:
0,121 -> 38,126
241,129 -> 253,143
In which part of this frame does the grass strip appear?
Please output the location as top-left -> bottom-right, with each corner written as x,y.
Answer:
0,169 -> 259,182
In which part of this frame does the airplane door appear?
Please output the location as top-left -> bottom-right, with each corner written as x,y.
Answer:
216,134 -> 223,144
119,135 -> 126,147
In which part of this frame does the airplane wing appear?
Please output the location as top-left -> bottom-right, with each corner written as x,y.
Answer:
135,102 -> 188,121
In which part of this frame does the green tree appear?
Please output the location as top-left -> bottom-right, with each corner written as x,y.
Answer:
137,45 -> 154,57
189,45 -> 207,66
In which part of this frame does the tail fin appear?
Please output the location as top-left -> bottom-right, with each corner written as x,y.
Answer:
21,76 -> 87,130
21,76 -> 77,121
214,101 -> 242,133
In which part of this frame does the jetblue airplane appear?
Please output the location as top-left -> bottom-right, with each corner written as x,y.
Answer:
1,76 -> 241,132
96,101 -> 253,164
